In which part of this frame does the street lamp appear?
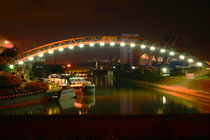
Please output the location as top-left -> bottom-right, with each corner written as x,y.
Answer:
120,42 -> 125,47
69,45 -> 74,49
100,42 -> 105,46
130,43 -> 135,48
110,42 -> 115,46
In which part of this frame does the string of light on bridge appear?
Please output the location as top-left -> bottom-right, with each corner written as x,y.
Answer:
9,36 -> 206,69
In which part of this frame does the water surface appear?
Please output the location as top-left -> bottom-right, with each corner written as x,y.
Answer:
0,76 -> 209,115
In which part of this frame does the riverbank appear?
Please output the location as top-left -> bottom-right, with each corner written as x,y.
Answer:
118,72 -> 210,99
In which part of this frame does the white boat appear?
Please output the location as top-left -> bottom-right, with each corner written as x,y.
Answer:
69,77 -> 95,89
48,74 -> 68,86
48,74 -> 95,95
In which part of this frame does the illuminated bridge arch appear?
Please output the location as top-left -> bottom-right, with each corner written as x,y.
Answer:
11,35 -> 208,68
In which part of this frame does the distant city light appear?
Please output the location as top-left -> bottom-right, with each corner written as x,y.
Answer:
140,44 -> 146,49
29,57 -> 33,61
132,66 -> 135,70
169,51 -> 175,56
150,46 -> 156,51
110,42 -> 115,46
79,43 -> 84,48
18,61 -> 24,65
188,58 -> 193,63
100,42 -> 105,46
120,42 -> 125,47
179,55 -> 185,60
59,48 -> 63,52
9,64 -> 14,69
196,62 -> 203,67
160,49 -> 166,53
39,53 -> 44,57
89,42 -> 94,47
69,45 -> 74,49
113,66 -> 116,69
130,43 -> 135,48
48,50 -> 54,54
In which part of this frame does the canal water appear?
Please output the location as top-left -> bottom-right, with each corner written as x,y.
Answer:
0,76 -> 210,115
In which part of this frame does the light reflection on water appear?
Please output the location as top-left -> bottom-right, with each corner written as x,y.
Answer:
0,76 -> 210,115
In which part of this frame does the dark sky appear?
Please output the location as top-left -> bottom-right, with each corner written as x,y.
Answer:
0,0 -> 209,63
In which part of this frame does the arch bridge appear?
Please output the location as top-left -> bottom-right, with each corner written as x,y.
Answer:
11,35 -> 208,69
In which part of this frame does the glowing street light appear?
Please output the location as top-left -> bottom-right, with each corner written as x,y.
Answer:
89,42 -> 94,47
150,46 -> 156,51
188,58 -> 194,63
196,62 -> 203,67
39,53 -> 44,57
110,42 -> 115,46
4,40 -> 9,44
18,61 -> 24,65
29,57 -> 33,61
140,44 -> 146,49
48,50 -> 54,54
169,51 -> 175,56
120,42 -> 125,47
100,42 -> 105,46
9,64 -> 14,69
79,43 -> 84,48
130,43 -> 135,48
132,66 -> 135,70
179,55 -> 185,60
160,49 -> 166,53
59,47 -> 63,52
67,64 -> 71,67
69,45 -> 74,49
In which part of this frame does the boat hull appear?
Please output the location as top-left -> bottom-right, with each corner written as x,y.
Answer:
0,90 -> 59,110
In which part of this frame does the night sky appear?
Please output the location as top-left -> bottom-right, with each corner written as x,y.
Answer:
0,0 -> 209,64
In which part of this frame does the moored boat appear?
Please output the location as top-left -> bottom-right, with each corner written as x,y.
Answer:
47,73 -> 95,95
69,76 -> 95,93
0,72 -> 62,109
